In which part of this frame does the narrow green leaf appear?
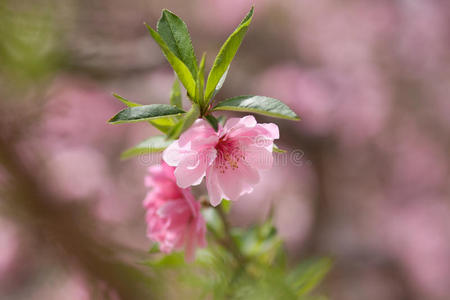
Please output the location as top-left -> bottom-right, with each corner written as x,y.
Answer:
170,78 -> 182,108
121,135 -> 173,159
113,93 -> 177,133
145,24 -> 196,98
109,104 -> 185,124
209,66 -> 229,102
204,7 -> 254,101
273,144 -> 286,153
287,258 -> 333,296
167,104 -> 200,139
196,53 -> 206,106
157,10 -> 198,76
205,114 -> 219,131
213,95 -> 300,121
113,93 -> 141,107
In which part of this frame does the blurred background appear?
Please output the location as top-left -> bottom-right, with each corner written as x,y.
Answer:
1,0 -> 449,299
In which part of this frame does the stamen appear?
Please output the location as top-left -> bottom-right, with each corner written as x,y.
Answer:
214,136 -> 244,173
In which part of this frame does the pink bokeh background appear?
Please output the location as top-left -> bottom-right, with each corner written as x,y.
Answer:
1,0 -> 449,299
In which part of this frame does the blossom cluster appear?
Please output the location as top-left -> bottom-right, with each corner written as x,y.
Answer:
108,7 -> 298,260
143,115 -> 279,258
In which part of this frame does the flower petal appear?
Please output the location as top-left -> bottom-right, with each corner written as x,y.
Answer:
244,144 -> 274,170
206,167 -> 223,206
163,140 -> 192,166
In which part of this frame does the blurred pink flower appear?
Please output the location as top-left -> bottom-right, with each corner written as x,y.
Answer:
257,65 -> 390,142
395,0 -> 448,77
0,219 -> 20,284
382,201 -> 450,299
40,76 -> 124,151
194,0 -> 267,34
291,0 -> 394,68
144,162 -> 206,261
163,116 -> 279,206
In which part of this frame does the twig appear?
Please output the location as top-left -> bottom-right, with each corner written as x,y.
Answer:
216,205 -> 247,265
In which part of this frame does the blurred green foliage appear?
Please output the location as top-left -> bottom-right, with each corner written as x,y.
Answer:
144,209 -> 332,300
0,1 -> 62,92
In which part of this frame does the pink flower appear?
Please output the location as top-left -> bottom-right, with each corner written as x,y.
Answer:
144,162 -> 206,261
163,115 -> 279,206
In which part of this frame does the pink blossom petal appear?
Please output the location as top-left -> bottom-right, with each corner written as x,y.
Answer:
244,145 -> 274,170
143,162 -> 206,260
259,123 -> 280,139
174,149 -> 217,188
163,140 -> 192,166
206,167 -> 223,206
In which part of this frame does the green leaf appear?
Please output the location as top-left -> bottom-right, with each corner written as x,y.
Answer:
196,53 -> 206,106
205,114 -> 219,131
113,93 -> 177,133
170,77 -> 182,108
273,144 -> 286,153
287,258 -> 333,297
109,104 -> 185,124
149,243 -> 160,253
157,10 -> 198,76
209,66 -> 229,102
120,135 -> 173,159
149,117 -> 177,134
213,95 -> 300,121
167,104 -> 200,139
113,93 -> 141,107
145,24 -> 196,98
144,252 -> 186,268
204,7 -> 254,101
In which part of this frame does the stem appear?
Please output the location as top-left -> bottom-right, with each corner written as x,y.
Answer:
216,205 -> 247,265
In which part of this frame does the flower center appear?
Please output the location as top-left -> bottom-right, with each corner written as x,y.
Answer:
214,137 -> 245,173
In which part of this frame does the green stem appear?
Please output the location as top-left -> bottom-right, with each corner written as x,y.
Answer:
216,205 -> 247,265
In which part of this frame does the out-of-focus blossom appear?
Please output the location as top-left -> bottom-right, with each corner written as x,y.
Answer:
431,76 -> 450,133
163,116 -> 279,206
257,65 -> 390,143
40,76 -> 123,151
194,0 -> 268,34
291,0 -> 393,68
257,65 -> 334,135
381,119 -> 448,199
382,201 -> 450,299
45,147 -> 110,201
395,0 -> 449,77
31,271 -> 91,300
0,219 -> 20,284
35,76 -> 141,223
144,162 -> 206,261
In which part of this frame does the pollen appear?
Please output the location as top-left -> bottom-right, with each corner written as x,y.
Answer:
215,136 -> 245,173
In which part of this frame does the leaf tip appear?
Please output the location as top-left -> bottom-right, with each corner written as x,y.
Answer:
119,152 -> 130,160
161,8 -> 173,16
107,116 -> 117,124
